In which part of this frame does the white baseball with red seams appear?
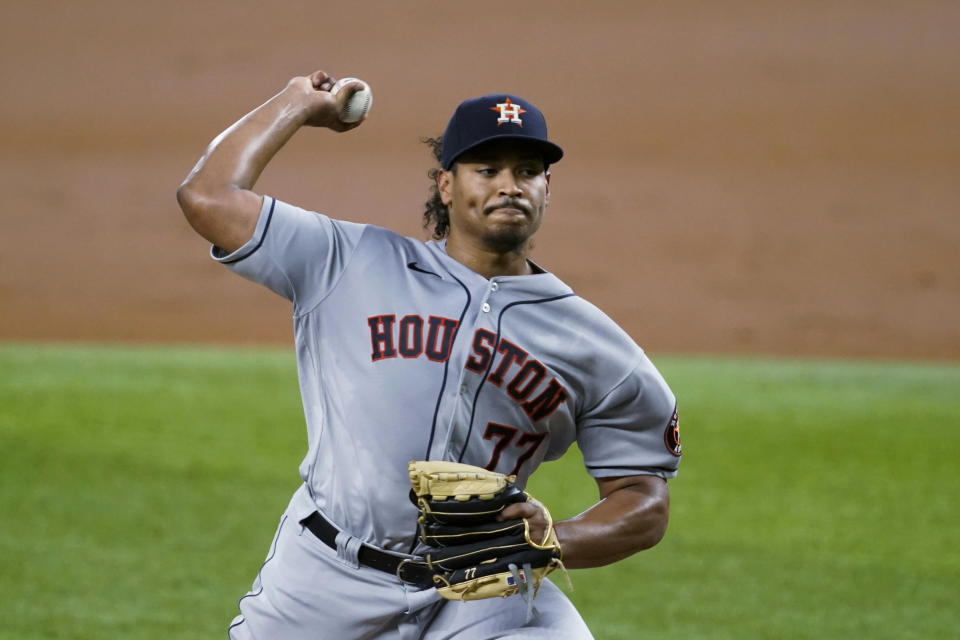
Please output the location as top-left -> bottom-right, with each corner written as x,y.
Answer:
331,77 -> 372,123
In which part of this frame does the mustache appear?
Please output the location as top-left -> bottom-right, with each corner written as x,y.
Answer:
483,199 -> 531,216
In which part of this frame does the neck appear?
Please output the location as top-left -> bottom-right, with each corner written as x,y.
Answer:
445,235 -> 533,279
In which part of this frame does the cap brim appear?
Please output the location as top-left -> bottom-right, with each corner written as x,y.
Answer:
443,134 -> 564,169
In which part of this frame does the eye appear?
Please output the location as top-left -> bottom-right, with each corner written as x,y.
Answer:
477,167 -> 498,177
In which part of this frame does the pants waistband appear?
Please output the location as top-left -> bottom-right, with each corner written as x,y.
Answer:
300,511 -> 435,589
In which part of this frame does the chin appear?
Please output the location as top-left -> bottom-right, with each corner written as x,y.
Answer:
482,228 -> 531,254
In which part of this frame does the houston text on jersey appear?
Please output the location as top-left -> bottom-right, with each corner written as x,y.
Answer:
367,315 -> 567,423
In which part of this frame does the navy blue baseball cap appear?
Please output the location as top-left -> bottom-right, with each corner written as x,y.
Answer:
440,94 -> 564,170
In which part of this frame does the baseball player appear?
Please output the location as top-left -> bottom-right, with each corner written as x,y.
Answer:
177,70 -> 681,640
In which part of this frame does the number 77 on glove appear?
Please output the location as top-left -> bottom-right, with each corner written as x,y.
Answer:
408,461 -> 566,605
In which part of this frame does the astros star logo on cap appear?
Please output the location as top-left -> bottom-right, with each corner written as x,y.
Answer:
490,98 -> 526,127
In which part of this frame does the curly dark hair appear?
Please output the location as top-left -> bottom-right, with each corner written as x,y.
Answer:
421,136 -> 453,239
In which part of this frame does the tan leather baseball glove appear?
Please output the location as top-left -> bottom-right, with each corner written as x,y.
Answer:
408,461 -> 565,617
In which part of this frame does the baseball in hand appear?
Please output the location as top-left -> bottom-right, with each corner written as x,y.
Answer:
331,77 -> 372,123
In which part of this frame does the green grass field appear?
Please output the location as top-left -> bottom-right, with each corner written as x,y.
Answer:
1,343 -> 957,639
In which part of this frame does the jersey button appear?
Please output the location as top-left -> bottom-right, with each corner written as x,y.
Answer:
481,303 -> 491,313
490,282 -> 499,291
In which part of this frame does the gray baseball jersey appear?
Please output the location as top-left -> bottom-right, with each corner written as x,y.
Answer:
214,195 -> 681,553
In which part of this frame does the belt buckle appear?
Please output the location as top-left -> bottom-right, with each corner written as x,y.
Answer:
396,558 -> 431,587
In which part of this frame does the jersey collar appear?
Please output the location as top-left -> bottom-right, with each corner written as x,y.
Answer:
425,240 -> 574,297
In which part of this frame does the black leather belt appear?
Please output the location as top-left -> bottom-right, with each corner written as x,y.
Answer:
300,511 -> 435,589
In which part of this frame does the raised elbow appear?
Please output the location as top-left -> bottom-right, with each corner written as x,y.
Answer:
176,178 -> 207,223
175,178 -> 226,246
176,178 -> 227,240
175,178 -> 259,252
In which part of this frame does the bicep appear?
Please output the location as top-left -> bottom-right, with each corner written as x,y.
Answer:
596,474 -> 668,503
595,474 -> 670,545
177,182 -> 262,254
554,473 -> 670,567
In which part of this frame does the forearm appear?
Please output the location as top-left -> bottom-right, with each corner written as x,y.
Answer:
183,88 -> 310,194
176,86 -> 310,249
554,477 -> 670,569
177,71 -> 359,252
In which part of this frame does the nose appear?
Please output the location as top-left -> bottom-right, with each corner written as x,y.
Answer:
497,172 -> 522,197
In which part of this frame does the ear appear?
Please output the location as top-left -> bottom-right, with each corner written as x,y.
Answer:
544,170 -> 551,207
437,169 -> 453,206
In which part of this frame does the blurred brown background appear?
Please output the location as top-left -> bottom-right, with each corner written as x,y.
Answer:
1,0 -> 957,359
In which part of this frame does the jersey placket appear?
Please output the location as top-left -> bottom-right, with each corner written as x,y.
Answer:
438,278 -> 503,462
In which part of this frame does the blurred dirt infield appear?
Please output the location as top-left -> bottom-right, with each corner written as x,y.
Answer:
1,1 -> 957,359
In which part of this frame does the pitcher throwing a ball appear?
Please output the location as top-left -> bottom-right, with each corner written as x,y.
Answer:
177,69 -> 682,639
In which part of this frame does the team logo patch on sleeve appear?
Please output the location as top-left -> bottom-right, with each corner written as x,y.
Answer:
664,406 -> 682,457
